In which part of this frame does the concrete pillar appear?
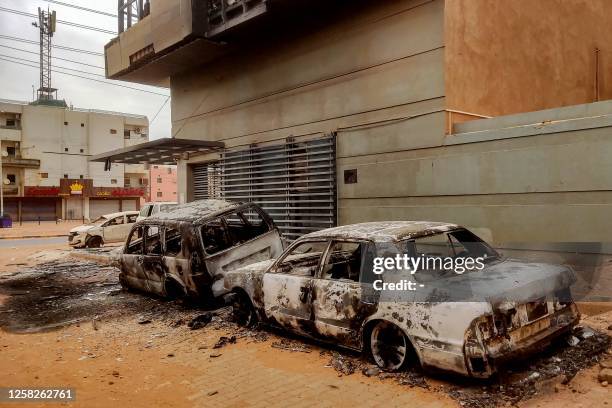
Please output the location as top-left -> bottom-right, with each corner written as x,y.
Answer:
61,198 -> 66,220
83,197 -> 90,222
17,199 -> 21,223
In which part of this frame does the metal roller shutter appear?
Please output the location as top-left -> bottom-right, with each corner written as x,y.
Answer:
192,134 -> 336,240
90,199 -> 121,219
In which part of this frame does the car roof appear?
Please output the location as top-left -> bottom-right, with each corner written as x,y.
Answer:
102,211 -> 139,219
142,201 -> 177,206
302,221 -> 460,242
139,199 -> 245,225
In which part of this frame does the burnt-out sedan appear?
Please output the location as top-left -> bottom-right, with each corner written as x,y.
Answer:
118,200 -> 284,300
224,221 -> 580,378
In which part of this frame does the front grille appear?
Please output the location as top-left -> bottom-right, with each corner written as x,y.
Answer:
68,232 -> 77,242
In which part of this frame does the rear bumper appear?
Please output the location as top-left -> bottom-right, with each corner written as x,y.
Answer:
467,304 -> 580,377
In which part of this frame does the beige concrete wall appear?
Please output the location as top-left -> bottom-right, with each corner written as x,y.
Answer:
445,0 -> 612,118
175,0 -> 446,202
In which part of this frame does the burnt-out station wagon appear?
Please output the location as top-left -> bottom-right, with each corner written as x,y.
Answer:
118,200 -> 284,299
224,221 -> 580,377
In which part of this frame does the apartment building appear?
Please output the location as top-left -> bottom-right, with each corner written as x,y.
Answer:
100,0 -> 612,252
0,99 -> 149,221
149,165 -> 177,202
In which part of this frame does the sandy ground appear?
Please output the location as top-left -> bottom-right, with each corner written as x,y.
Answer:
0,246 -> 610,408
0,221 -> 82,239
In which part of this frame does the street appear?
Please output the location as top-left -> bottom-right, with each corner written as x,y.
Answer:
0,237 -> 67,248
0,241 -> 610,408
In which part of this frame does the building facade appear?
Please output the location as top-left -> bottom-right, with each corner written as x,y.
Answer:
103,0 -> 612,251
149,165 -> 177,202
0,99 -> 149,221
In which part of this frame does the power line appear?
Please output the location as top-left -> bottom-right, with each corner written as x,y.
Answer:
0,57 -> 169,97
151,96 -> 170,124
0,53 -> 104,77
41,0 -> 117,18
0,6 -> 116,35
0,34 -> 104,56
0,43 -> 104,69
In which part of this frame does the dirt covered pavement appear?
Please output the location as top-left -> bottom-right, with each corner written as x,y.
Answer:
0,247 -> 611,408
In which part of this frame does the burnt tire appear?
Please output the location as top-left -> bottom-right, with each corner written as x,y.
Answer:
231,292 -> 257,328
370,321 -> 410,371
86,235 -> 102,248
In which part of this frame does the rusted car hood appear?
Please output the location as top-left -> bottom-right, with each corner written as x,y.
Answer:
417,259 -> 576,304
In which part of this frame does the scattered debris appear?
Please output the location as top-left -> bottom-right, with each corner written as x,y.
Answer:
137,317 -> 152,325
188,313 -> 213,330
362,366 -> 380,377
207,390 -> 218,396
327,351 -> 357,376
209,353 -> 222,358
271,338 -> 311,353
446,329 -> 611,408
213,336 -> 236,349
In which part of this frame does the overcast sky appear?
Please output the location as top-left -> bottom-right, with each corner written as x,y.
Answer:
0,0 -> 171,139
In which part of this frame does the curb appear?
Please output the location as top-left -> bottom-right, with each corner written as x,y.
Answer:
0,234 -> 68,240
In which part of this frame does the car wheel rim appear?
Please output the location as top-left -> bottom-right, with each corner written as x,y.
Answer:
371,322 -> 407,371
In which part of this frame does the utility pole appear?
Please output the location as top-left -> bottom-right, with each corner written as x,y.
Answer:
32,7 -> 57,102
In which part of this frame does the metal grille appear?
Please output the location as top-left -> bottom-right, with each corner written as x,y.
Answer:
191,134 -> 336,240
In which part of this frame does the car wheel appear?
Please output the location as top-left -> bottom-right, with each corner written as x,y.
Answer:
86,236 -> 102,248
231,292 -> 257,328
370,321 -> 410,371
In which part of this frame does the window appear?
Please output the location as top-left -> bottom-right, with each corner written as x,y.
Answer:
80,149 -> 84,153
156,191 -> 163,198
124,178 -> 131,187
201,218 -> 232,255
167,167 -> 172,174
126,226 -> 144,254
63,174 -> 68,179
79,175 -> 84,179
157,177 -> 162,183
6,147 -> 15,157
64,121 -> 68,126
276,241 -> 329,276
165,228 -> 182,257
144,226 -> 162,255
81,123 -> 85,127
127,214 -> 138,223
111,179 -> 117,184
153,166 -> 158,169
6,119 -> 15,127
344,169 -> 358,184
124,130 -> 131,139
223,208 -> 271,245
40,173 -> 48,179
64,148 -> 69,152
104,216 -> 124,227
321,241 -> 363,282
110,129 -> 117,134
140,178 -> 148,186
139,205 -> 152,217
7,174 -> 16,185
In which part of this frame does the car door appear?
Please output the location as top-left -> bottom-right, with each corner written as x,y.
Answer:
120,226 -> 150,292
310,240 -> 372,349
262,239 -> 330,336
203,207 -> 283,293
161,225 -> 190,296
141,225 -> 166,295
102,215 -> 125,242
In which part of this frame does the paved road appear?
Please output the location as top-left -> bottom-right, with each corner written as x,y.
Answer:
0,236 -> 67,248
